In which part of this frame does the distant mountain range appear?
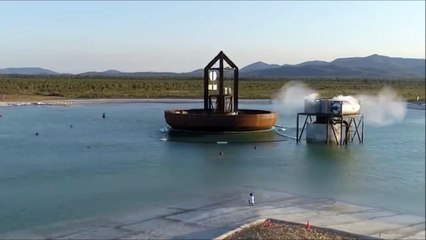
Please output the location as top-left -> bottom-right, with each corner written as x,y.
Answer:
1,54 -> 424,79
0,67 -> 59,75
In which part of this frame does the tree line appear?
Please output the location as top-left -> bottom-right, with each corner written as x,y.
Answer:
0,76 -> 424,101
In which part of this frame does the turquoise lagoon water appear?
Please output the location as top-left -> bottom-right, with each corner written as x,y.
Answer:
0,100 -> 424,234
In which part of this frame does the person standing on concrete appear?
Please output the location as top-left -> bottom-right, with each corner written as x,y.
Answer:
248,193 -> 255,206
306,220 -> 311,233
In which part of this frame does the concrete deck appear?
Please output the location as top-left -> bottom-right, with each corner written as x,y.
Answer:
1,189 -> 424,239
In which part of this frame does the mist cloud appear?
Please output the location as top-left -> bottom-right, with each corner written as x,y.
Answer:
271,82 -> 407,127
271,81 -> 317,116
356,87 -> 407,127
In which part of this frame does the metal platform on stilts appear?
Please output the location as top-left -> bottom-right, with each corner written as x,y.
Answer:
296,100 -> 365,145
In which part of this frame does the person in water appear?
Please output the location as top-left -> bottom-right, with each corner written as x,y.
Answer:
102,113 -> 106,118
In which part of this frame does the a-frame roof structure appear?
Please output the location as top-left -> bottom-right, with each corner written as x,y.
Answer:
203,51 -> 239,113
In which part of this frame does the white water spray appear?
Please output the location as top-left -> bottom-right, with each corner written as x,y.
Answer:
272,81 -> 317,116
272,82 -> 407,127
356,87 -> 407,127
330,88 -> 406,126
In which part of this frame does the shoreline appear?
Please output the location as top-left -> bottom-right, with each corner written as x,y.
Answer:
1,98 -> 425,110
0,98 -> 273,107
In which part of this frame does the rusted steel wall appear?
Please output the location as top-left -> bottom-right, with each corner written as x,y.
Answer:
165,109 -> 278,132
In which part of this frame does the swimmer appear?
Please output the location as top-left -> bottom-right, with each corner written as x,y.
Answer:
102,113 -> 106,118
35,132 -> 39,136
219,152 -> 224,156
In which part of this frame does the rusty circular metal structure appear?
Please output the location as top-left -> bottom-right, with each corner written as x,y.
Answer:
165,109 -> 277,132
164,51 -> 278,132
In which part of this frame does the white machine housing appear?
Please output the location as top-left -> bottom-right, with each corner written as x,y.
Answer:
304,98 -> 361,144
304,99 -> 360,116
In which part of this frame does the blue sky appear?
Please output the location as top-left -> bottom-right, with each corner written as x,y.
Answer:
0,1 -> 424,73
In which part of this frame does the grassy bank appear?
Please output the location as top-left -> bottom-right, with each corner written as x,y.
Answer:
0,75 -> 424,101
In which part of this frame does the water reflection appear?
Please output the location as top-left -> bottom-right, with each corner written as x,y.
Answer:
165,128 -> 287,143
297,144 -> 363,197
